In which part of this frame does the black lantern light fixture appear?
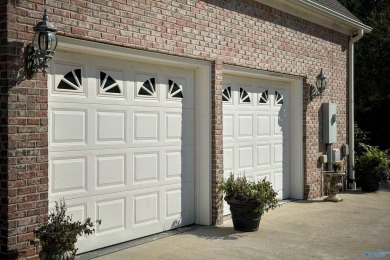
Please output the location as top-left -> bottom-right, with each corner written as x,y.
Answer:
26,10 -> 57,78
309,68 -> 327,101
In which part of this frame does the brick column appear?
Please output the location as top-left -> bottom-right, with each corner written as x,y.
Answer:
1,4 -> 49,259
211,59 -> 224,225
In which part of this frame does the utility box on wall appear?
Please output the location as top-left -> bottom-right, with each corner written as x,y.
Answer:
323,103 -> 337,143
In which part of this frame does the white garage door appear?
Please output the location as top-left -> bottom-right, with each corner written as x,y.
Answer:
48,52 -> 195,253
222,74 -> 290,214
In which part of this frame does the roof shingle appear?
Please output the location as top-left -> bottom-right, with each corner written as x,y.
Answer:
309,0 -> 363,24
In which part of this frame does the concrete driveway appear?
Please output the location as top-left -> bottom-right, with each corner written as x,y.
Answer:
77,182 -> 390,260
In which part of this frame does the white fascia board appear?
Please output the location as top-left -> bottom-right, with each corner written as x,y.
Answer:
293,0 -> 372,33
254,0 -> 371,34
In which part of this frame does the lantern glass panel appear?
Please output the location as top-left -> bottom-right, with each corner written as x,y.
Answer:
38,31 -> 49,51
47,32 -> 57,52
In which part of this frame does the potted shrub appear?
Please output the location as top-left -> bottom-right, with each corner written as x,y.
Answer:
218,173 -> 280,232
355,144 -> 390,192
30,199 -> 101,260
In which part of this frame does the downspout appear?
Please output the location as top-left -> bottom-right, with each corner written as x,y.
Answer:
348,29 -> 364,189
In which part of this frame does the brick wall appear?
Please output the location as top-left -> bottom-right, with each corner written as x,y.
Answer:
3,0 -> 350,257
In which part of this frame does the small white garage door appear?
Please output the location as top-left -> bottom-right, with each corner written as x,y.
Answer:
48,52 -> 195,253
223,74 -> 290,213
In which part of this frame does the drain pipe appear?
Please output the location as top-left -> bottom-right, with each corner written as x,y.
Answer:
348,29 -> 364,190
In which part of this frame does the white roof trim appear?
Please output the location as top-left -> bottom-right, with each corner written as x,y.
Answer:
292,0 -> 372,32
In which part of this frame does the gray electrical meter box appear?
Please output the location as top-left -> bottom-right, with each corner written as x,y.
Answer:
323,103 -> 337,143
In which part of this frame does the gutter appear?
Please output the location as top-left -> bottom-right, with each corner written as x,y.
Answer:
348,29 -> 364,189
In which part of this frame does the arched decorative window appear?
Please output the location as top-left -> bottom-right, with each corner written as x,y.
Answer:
259,90 -> 269,104
57,69 -> 82,90
240,88 -> 251,103
168,79 -> 183,99
275,91 -> 283,105
222,86 -> 231,102
138,78 -> 156,97
100,71 -> 121,94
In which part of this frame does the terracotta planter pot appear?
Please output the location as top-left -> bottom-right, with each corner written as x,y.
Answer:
225,197 -> 263,232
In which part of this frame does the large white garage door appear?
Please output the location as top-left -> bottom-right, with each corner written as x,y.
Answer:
223,74 -> 290,213
48,52 -> 195,253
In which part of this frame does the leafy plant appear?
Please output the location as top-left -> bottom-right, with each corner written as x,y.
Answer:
332,161 -> 344,172
30,199 -> 101,258
218,173 -> 280,213
355,144 -> 390,181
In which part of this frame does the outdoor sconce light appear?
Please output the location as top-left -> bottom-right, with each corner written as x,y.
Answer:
309,69 -> 327,101
26,10 -> 57,78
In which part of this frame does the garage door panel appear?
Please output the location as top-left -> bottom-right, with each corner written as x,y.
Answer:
51,109 -> 87,145
238,145 -> 254,171
163,182 -> 194,228
238,114 -> 254,138
133,112 -> 160,142
133,151 -> 159,184
132,191 -> 159,226
256,143 -> 271,168
223,147 -> 234,175
96,110 -> 127,144
95,197 -> 127,234
257,114 -> 271,138
223,113 -> 234,140
223,75 -> 290,209
95,154 -> 126,189
50,54 -> 195,253
50,156 -> 87,195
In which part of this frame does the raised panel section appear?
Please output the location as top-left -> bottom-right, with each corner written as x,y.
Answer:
223,148 -> 234,174
274,144 -> 283,164
66,203 -> 86,223
238,115 -> 252,138
134,153 -> 158,183
134,113 -> 159,141
238,146 -> 253,170
257,144 -> 271,167
133,192 -> 159,225
166,189 -> 181,217
166,152 -> 181,179
257,115 -> 271,137
274,116 -> 283,136
223,114 -> 234,139
274,172 -> 283,193
96,198 -> 126,233
51,157 -> 86,194
52,110 -> 86,144
96,155 -> 125,188
166,113 -> 181,141
97,111 -> 126,143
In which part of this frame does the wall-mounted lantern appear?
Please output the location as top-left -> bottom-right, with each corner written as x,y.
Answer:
310,69 -> 327,101
25,10 -> 57,79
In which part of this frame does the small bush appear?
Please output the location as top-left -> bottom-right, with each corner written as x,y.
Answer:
355,144 -> 390,182
30,199 -> 101,257
218,173 -> 280,213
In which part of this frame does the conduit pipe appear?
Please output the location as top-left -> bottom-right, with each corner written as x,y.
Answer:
348,29 -> 364,189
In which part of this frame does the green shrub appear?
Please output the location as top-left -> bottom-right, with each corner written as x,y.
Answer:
218,173 -> 280,213
30,199 -> 101,258
355,144 -> 390,181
